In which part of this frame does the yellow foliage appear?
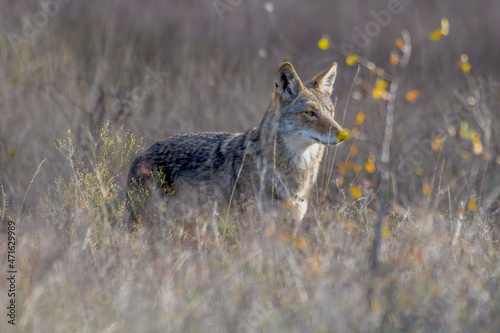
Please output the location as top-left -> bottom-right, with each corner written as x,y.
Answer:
459,54 -> 471,73
395,38 -> 404,51
355,112 -> 365,125
432,135 -> 443,152
350,144 -> 358,156
467,197 -> 478,211
317,37 -> 330,50
461,62 -> 471,73
422,184 -> 431,195
346,54 -> 359,66
473,143 -> 483,156
373,77 -> 389,100
365,157 -> 376,173
429,29 -> 442,41
349,186 -> 362,199
338,128 -> 352,141
405,90 -> 420,103
389,52 -> 399,65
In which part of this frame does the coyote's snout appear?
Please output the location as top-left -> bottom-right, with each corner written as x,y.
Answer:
126,61 -> 347,231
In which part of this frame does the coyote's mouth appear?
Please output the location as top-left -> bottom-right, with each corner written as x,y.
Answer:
309,135 -> 338,145
311,137 -> 321,143
309,129 -> 350,145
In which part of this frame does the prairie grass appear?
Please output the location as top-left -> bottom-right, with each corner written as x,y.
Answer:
1,1 -> 499,332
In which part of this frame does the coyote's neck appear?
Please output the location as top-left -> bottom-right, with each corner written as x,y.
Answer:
256,111 -> 325,199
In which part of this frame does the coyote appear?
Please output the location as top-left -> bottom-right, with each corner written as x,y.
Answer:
126,62 -> 348,231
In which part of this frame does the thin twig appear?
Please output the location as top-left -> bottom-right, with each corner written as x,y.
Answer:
323,65 -> 360,196
371,31 -> 411,271
225,142 -> 250,224
17,159 -> 47,219
0,184 -> 7,225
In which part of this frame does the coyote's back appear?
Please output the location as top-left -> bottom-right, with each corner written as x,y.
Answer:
126,61 -> 348,231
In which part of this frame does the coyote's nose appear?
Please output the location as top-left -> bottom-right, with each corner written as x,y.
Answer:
336,129 -> 351,143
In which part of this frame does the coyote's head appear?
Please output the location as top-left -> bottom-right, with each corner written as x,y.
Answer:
273,62 -> 347,145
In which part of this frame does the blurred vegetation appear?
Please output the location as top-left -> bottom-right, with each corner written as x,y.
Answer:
0,0 -> 499,332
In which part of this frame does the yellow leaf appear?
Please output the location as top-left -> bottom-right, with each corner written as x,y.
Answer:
381,227 -> 391,238
415,167 -> 424,176
355,112 -> 365,125
429,28 -> 442,41
317,37 -> 330,50
337,128 -> 352,141
365,156 -> 376,173
350,144 -> 358,156
467,197 -> 478,211
349,186 -> 362,199
375,77 -> 389,90
432,135 -> 443,152
422,184 -> 432,196
461,62 -> 471,73
346,54 -> 359,66
365,162 -> 376,174
473,141 -> 483,155
336,176 -> 344,186
389,52 -> 399,65
395,38 -> 404,50
405,90 -> 420,103
372,78 -> 389,100
372,87 -> 384,100
353,164 -> 362,173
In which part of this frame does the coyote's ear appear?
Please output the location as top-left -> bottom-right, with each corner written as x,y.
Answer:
310,62 -> 337,96
275,62 -> 304,103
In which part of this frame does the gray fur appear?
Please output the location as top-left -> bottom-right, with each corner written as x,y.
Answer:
126,62 -> 346,232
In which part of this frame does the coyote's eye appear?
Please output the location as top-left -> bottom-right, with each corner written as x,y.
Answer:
305,111 -> 316,117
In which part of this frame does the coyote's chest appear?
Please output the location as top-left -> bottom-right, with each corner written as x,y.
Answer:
272,140 -> 324,199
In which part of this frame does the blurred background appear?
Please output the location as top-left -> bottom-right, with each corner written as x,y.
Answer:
1,1 -> 500,331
